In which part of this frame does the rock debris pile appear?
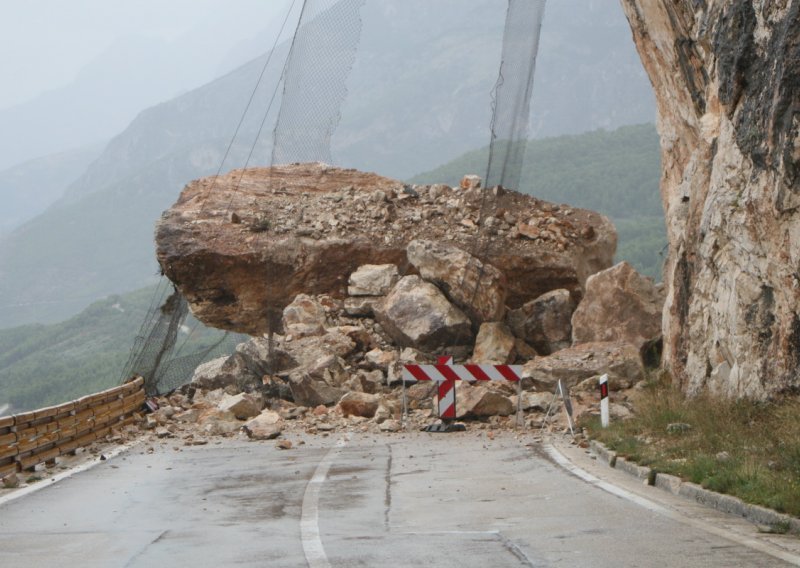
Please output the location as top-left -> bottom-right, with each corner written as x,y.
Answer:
144,169 -> 665,442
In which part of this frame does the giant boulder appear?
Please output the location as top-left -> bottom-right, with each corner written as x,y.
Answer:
571,262 -> 664,351
155,163 -> 616,335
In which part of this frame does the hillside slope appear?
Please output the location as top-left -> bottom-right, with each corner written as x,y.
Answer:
0,285 -> 238,414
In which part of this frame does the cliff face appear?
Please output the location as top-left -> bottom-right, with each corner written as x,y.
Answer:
621,0 -> 800,397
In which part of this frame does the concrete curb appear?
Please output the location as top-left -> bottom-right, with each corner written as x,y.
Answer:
588,439 -> 800,534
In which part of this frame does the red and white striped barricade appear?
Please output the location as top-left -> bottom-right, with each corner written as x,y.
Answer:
402,358 -> 524,423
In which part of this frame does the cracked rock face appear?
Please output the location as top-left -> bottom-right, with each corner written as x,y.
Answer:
155,163 -> 616,335
622,0 -> 800,398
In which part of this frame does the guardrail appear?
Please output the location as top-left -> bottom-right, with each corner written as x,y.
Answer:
0,377 -> 144,478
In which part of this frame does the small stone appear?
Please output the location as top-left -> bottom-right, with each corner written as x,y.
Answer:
666,422 -> 692,434
460,174 -> 482,190
379,419 -> 401,432
2,473 -> 19,489
276,440 -> 293,450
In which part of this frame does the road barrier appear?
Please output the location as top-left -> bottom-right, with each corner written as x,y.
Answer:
403,360 -> 524,426
0,377 -> 144,478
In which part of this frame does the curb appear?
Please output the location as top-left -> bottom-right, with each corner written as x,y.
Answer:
588,439 -> 800,534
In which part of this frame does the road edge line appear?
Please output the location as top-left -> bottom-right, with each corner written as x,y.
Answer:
543,443 -> 800,567
0,440 -> 140,508
301,435 -> 350,568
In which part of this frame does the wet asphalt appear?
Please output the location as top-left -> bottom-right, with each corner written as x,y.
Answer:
0,431 -> 794,567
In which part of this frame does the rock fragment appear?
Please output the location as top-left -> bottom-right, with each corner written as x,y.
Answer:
374,275 -> 472,351
348,264 -> 399,296
407,239 -> 507,324
242,411 -> 284,440
571,262 -> 664,350
339,392 -> 381,418
472,322 -> 517,364
506,289 -> 575,355
217,393 -> 262,420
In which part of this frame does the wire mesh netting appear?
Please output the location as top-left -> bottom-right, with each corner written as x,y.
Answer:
122,0 -> 546,396
485,0 -> 547,191
272,0 -> 365,165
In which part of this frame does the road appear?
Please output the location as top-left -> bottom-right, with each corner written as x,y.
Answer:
0,431 -> 798,567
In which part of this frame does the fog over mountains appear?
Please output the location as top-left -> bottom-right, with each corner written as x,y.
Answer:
0,0 -> 655,328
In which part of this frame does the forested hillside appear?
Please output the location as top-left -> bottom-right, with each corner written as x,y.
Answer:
412,124 -> 666,279
0,286 -> 238,414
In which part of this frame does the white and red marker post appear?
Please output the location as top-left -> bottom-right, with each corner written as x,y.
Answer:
599,373 -> 610,428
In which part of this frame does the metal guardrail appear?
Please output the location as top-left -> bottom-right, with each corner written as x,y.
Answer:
0,377 -> 144,478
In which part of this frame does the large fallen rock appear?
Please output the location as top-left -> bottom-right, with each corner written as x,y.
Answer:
374,275 -> 472,351
506,289 -> 575,355
282,294 -> 328,337
217,393 -> 262,420
472,322 -> 516,364
289,374 -> 345,407
571,262 -> 664,350
191,356 -> 236,390
407,239 -> 506,323
338,392 -> 381,418
155,164 -> 616,335
522,341 -> 644,389
453,383 -> 514,418
348,264 -> 399,296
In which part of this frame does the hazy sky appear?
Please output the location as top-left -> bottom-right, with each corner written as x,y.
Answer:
0,1 -> 292,109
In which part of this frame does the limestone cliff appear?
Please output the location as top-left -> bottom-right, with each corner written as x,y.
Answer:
621,0 -> 800,397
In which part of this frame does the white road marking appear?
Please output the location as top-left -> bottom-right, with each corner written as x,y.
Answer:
544,443 -> 800,567
301,436 -> 349,568
0,441 -> 139,508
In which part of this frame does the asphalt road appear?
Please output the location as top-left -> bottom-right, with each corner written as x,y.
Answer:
1,431 -> 798,567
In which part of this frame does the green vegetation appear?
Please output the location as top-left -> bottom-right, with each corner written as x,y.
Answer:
0,285 -> 238,414
584,374 -> 800,517
411,124 -> 666,279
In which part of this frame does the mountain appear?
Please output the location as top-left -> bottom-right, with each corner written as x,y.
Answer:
0,0 -> 655,328
0,144 -> 103,235
411,124 -> 666,279
0,3 -> 294,171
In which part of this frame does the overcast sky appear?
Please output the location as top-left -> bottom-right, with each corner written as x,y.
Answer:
0,1 -> 292,110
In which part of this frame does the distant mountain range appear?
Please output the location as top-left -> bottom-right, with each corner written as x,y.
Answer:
0,0 -> 655,328
0,144 -> 102,235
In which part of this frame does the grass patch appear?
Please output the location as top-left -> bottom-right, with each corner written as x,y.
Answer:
582,373 -> 800,517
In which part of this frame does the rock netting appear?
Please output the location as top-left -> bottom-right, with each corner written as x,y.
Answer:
155,163 -> 616,335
